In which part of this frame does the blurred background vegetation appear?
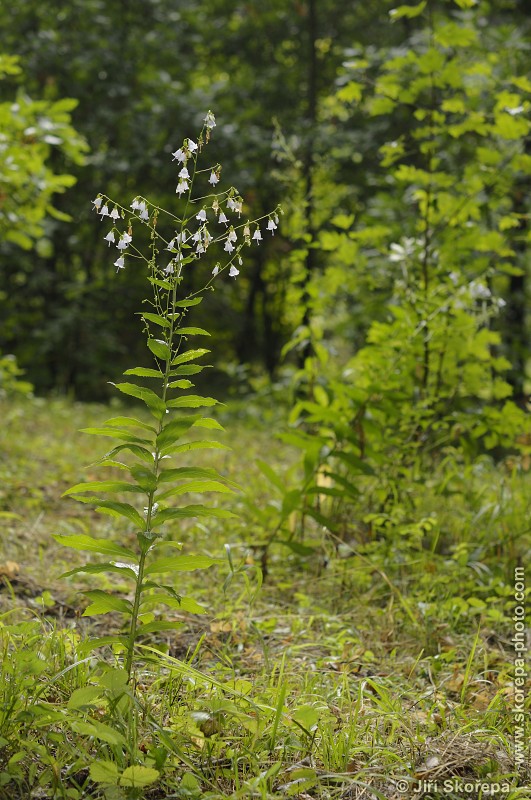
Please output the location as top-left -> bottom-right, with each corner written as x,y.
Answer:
0,0 -> 529,402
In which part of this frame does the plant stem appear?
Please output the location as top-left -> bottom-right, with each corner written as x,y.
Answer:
125,545 -> 149,680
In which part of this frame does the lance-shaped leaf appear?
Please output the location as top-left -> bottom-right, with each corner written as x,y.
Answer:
166,440 -> 230,455
141,312 -> 171,328
151,505 -> 236,527
63,481 -> 145,496
61,562 -> 139,580
139,593 -> 206,614
175,327 -> 210,336
171,348 -> 210,366
129,464 -> 158,492
144,555 -> 215,576
104,416 -> 157,433
325,471 -> 361,497
174,296 -> 203,308
79,427 -> 152,445
158,466 -> 236,485
148,277 -> 172,290
68,499 -> 145,528
124,367 -> 164,378
167,395 -> 219,409
147,338 -> 171,360
77,635 -> 128,656
169,364 -> 208,376
82,590 -> 134,616
97,443 -> 154,464
111,383 -> 166,417
193,417 -> 225,431
137,620 -> 184,635
334,451 -> 376,475
156,416 -> 198,450
256,459 -> 285,493
167,379 -> 193,389
52,534 -> 137,561
157,480 -> 236,501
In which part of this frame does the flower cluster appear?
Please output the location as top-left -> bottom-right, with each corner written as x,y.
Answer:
91,111 -> 281,280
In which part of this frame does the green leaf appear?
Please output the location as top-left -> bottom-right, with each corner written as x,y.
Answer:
169,364 -> 208,376
157,480 -> 236,501
141,312 -> 171,328
123,367 -> 164,378
112,383 -> 166,416
119,766 -> 160,789
140,593 -> 207,614
89,761 -> 119,786
61,562 -> 139,580
166,440 -> 230,455
147,338 -> 171,360
175,327 -> 210,336
77,636 -> 128,656
151,505 -> 236,526
158,466 -> 234,484
104,416 -> 156,432
193,417 -> 225,431
92,500 -> 146,528
256,459 -> 285,493
52,534 -> 137,561
79,427 -> 151,444
389,1 -> 426,20
167,395 -> 219,409
67,686 -> 104,710
171,348 -> 210,366
71,720 -> 126,746
130,464 -> 158,492
83,590 -> 133,616
167,379 -> 194,389
144,555 -> 216,576
148,277 -> 172,290
174,296 -> 203,308
137,620 -> 184,635
156,417 -> 197,449
63,480 -> 145,496
334,452 -> 375,475
101,444 -> 154,463
279,540 -> 318,556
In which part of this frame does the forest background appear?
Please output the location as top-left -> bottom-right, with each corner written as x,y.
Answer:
1,0 -> 529,403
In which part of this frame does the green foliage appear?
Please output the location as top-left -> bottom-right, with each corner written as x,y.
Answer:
0,54 -> 88,249
248,0 -> 530,571
0,354 -> 32,399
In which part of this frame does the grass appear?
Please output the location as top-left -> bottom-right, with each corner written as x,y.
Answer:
0,395 -> 529,799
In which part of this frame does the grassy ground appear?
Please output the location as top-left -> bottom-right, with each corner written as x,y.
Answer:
0,396 -> 529,799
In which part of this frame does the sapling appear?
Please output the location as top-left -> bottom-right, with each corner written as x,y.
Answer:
56,112 -> 280,682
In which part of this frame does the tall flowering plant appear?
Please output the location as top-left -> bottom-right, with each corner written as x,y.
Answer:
56,112 -> 280,681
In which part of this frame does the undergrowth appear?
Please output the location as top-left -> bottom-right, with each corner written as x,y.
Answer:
0,395 -> 529,799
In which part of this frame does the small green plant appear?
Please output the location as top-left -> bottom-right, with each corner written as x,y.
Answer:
0,354 -> 33,399
57,112 -> 280,682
